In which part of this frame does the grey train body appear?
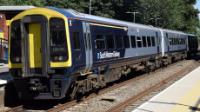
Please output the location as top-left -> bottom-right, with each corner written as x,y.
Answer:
9,8 -> 198,100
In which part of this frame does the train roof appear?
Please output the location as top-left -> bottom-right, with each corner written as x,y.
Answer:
49,7 -> 159,31
11,7 -> 195,36
187,33 -> 196,36
0,6 -> 35,11
161,28 -> 187,35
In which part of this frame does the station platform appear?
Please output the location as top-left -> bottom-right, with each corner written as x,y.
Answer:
0,64 -> 8,73
0,64 -> 9,86
132,66 -> 200,112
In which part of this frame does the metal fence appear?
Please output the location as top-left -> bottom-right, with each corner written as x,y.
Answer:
0,38 -> 8,63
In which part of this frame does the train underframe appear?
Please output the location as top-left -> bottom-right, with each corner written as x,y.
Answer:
9,51 -> 187,100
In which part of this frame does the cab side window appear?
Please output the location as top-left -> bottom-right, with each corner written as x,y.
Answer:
73,32 -> 81,50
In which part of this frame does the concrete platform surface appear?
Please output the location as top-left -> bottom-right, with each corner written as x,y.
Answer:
0,64 -> 10,86
0,79 -> 7,86
132,66 -> 200,112
0,64 -> 8,73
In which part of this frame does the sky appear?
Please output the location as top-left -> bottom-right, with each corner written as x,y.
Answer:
195,0 -> 200,18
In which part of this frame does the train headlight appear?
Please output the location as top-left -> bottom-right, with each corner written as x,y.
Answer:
58,56 -> 64,61
53,56 -> 58,61
14,57 -> 21,62
53,56 -> 64,61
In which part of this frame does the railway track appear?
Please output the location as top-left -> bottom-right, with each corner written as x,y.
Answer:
47,70 -> 148,112
5,70 -> 148,112
107,60 -> 198,112
46,60 -> 198,112
6,105 -> 24,112
5,59 -> 199,112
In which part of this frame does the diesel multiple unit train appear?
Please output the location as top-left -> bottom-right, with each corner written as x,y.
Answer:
8,7 -> 198,100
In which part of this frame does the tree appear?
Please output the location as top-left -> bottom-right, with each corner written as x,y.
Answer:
137,0 -> 199,33
0,0 -> 198,34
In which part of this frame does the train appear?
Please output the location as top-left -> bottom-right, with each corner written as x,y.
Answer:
8,7 -> 198,100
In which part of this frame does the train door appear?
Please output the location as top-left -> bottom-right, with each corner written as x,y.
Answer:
166,33 -> 170,52
156,32 -> 160,53
82,22 -> 93,72
69,20 -> 85,69
28,23 -> 42,68
21,15 -> 48,77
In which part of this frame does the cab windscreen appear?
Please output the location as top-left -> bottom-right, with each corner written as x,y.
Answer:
50,18 -> 68,62
10,20 -> 22,63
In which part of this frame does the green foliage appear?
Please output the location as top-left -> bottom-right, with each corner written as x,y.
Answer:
0,0 -> 199,34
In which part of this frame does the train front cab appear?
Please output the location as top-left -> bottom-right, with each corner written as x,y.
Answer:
187,35 -> 198,56
9,8 -> 73,100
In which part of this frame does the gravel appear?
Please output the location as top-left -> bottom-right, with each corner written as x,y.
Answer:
62,60 -> 197,112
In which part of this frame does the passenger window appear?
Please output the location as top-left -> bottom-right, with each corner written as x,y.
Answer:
177,38 -> 179,45
124,36 -> 130,48
147,36 -> 151,47
131,36 -> 136,48
73,32 -> 80,50
178,39 -> 180,45
137,36 -> 142,48
169,38 -> 172,45
115,35 -> 123,49
151,37 -> 155,46
180,39 -> 182,44
174,38 -> 176,45
142,36 -> 147,47
106,35 -> 115,49
183,39 -> 185,44
181,39 -> 183,44
173,38 -> 175,45
95,35 -> 105,50
175,38 -> 177,45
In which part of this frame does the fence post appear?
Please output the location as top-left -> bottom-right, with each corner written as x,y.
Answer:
0,38 -> 2,61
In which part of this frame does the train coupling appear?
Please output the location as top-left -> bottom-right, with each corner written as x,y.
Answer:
29,78 -> 47,91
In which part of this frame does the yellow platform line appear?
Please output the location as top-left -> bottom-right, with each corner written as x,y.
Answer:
170,79 -> 200,112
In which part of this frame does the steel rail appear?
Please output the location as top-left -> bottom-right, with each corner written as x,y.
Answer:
106,62 -> 198,112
